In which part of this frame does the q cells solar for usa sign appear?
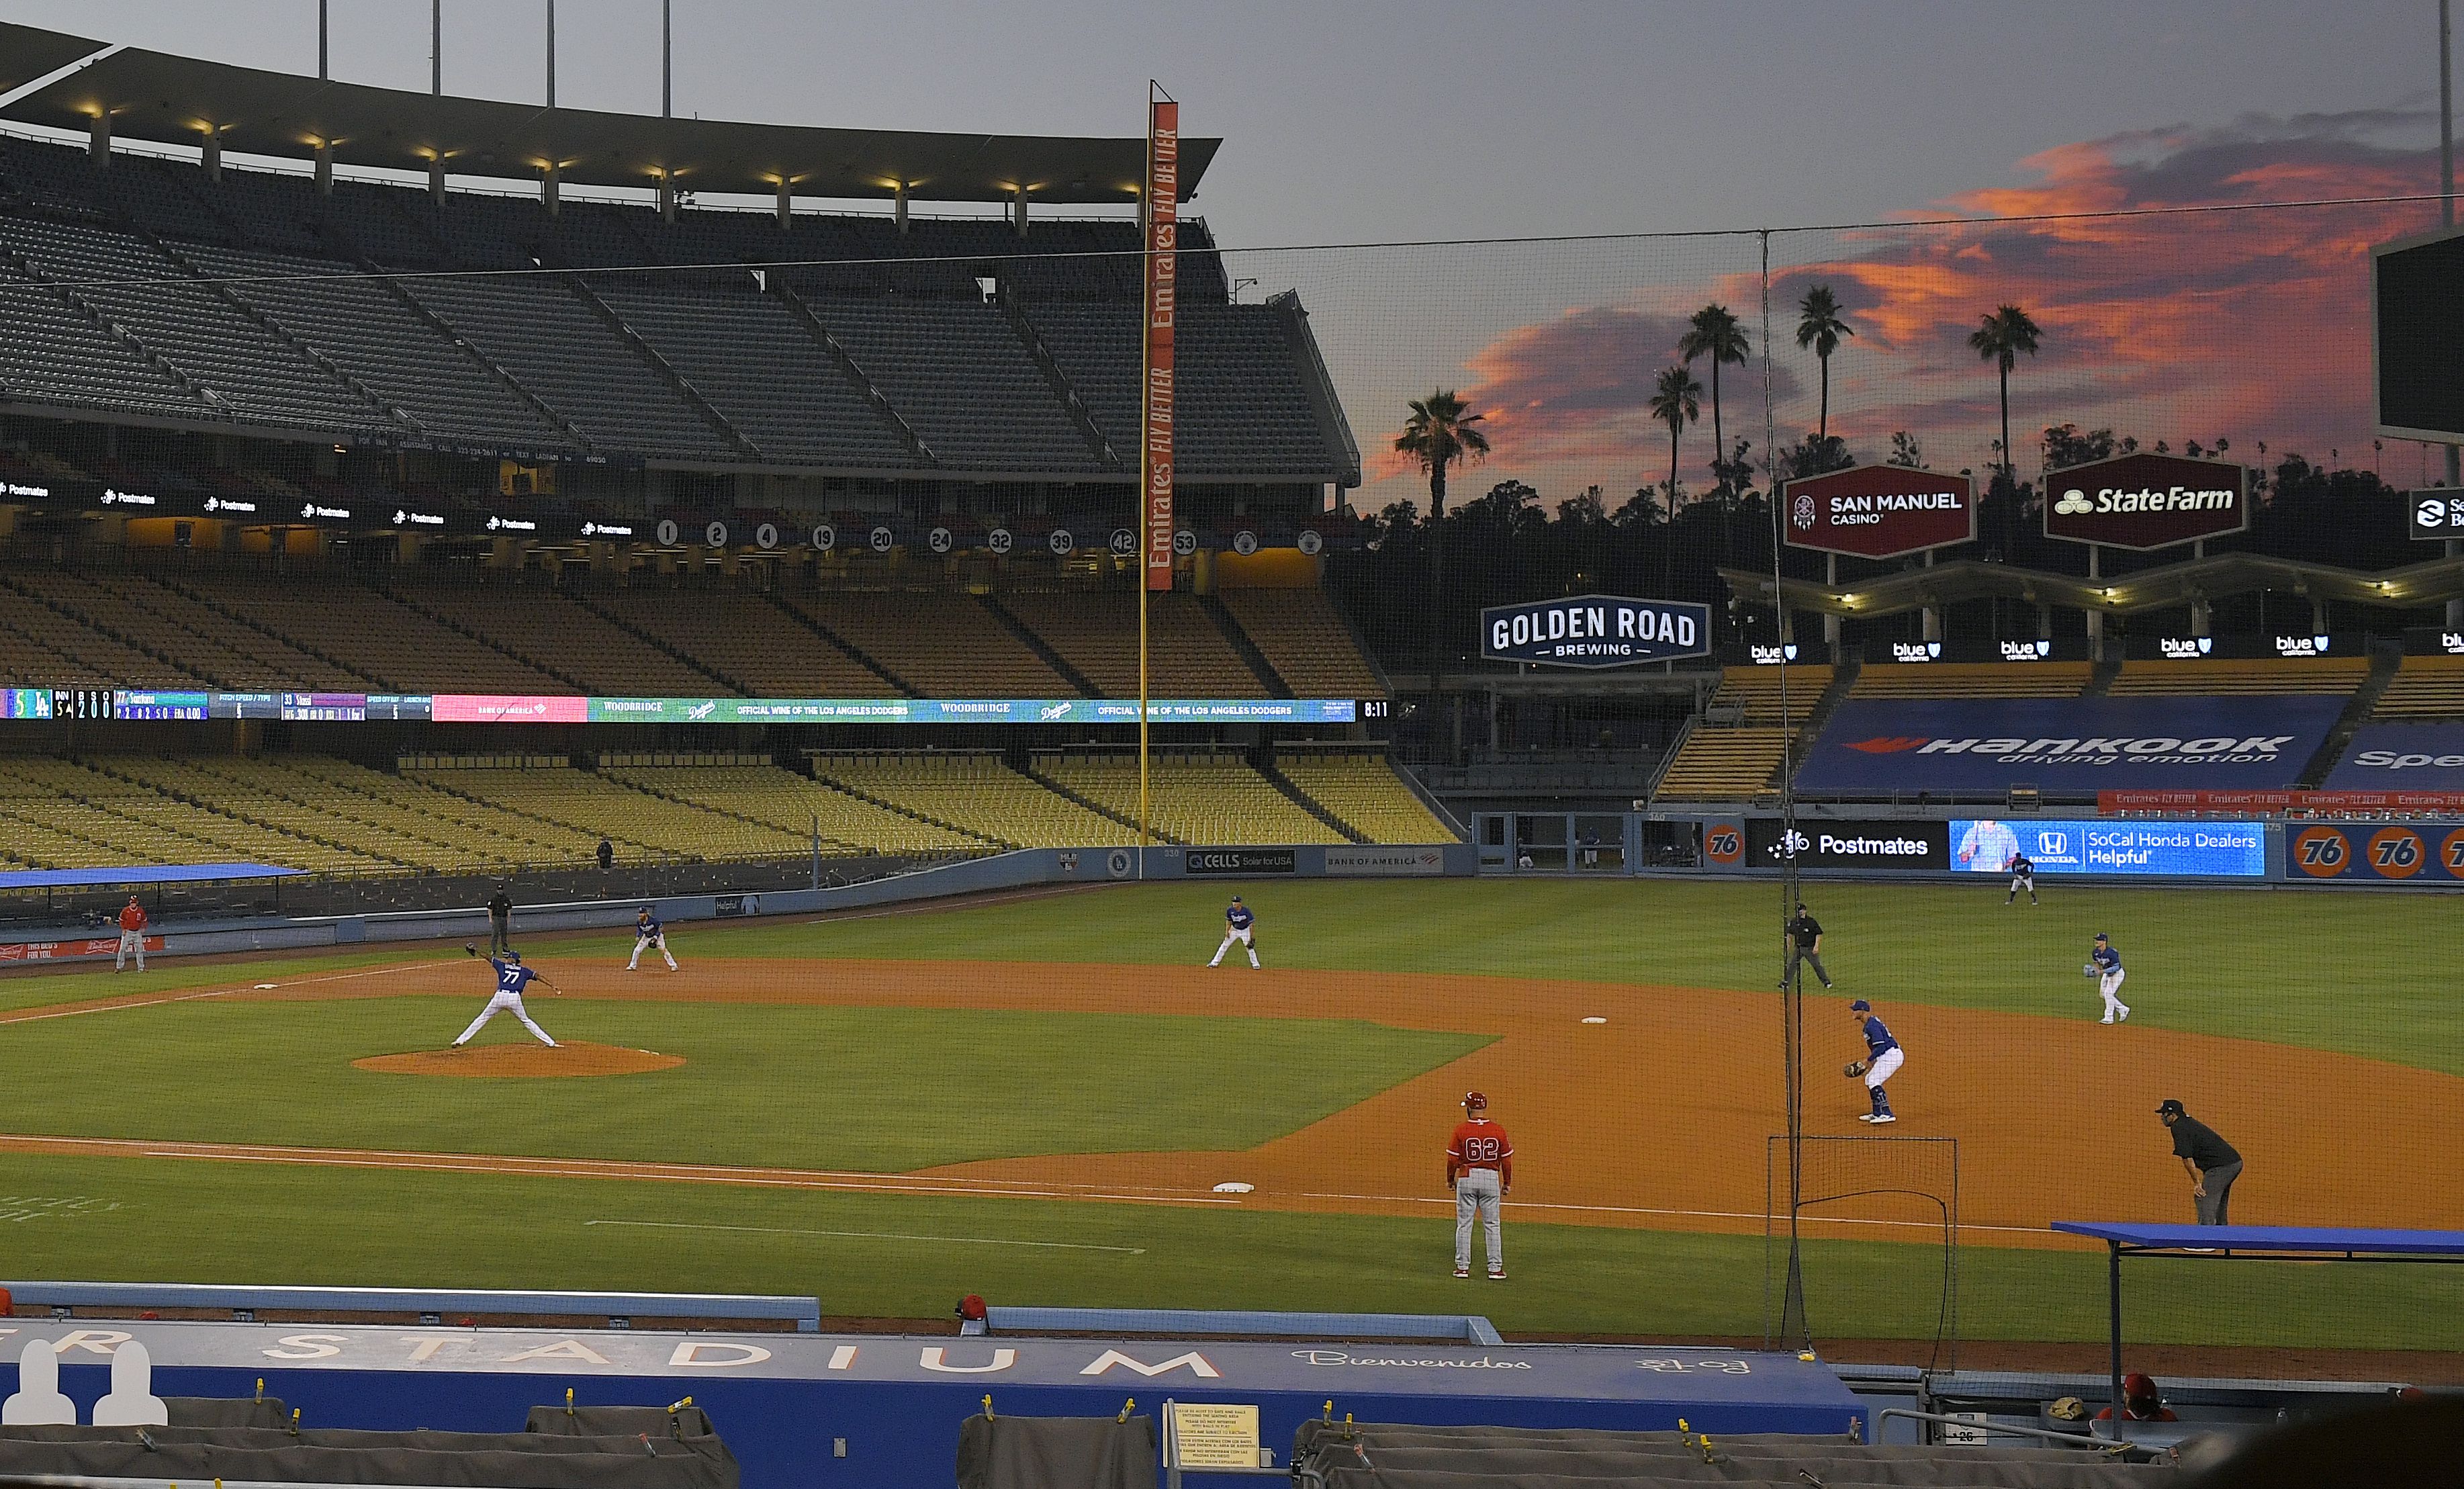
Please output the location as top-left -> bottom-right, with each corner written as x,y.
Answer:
1481,595 -> 1712,668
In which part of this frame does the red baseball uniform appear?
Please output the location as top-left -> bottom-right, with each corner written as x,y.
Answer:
118,902 -> 146,932
1447,1118 -> 1512,1187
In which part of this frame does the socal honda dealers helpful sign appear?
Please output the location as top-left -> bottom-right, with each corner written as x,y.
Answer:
1794,696 -> 2344,794
2042,452 -> 2249,550
1782,465 -> 1975,559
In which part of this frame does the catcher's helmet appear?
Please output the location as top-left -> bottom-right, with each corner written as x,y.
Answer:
1461,1090 -> 1487,1111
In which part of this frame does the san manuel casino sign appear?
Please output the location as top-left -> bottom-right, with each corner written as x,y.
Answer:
1481,595 -> 1712,668
1781,465 -> 1975,559
2042,451 -> 2248,551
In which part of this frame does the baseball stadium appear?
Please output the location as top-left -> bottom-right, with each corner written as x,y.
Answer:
0,7 -> 2459,1486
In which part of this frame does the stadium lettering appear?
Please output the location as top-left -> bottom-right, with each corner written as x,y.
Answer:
1907,735 -> 2293,760
2091,484 -> 2237,512
2355,750 -> 2464,769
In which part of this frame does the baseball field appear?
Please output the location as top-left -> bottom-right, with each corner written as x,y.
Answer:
2,877 -> 2459,1371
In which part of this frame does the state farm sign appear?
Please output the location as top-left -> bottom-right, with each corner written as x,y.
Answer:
2042,452 -> 2248,551
1782,465 -> 1974,559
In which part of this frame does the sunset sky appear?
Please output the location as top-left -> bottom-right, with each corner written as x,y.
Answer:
0,1 -> 2449,506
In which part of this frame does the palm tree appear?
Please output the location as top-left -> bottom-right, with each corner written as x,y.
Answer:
1392,390 -> 1490,698
1647,364 -> 1702,591
1968,304 -> 2042,487
1793,285 -> 1854,442
1679,304 -> 1749,492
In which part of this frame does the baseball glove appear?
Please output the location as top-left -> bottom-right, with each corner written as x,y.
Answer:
465,942 -> 477,957
2081,962 -> 2099,977
1843,1059 -> 1869,1078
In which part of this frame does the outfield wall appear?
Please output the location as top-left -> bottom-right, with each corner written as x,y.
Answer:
0,844 -> 1476,964
16,1321 -> 1865,1487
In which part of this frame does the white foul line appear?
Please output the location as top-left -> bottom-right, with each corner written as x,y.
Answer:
584,1218 -> 1146,1253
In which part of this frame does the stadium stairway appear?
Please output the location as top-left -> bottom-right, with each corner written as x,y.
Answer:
2298,642 -> 2404,787
763,597 -> 919,695
146,571 -> 383,687
565,587 -> 761,695
371,582 -> 602,695
770,283 -> 938,465
359,250 -> 594,450
1257,754 -> 1367,842
1201,594 -> 1296,698
977,595 -> 1102,696
802,756 -> 1006,846
995,283 -> 1119,467
567,277 -> 758,458
0,572 -> 213,687
1775,661 -> 1860,795
2081,655 -> 2121,694
1019,756 -> 1191,845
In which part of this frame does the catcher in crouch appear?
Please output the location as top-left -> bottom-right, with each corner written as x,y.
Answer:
1844,998 -> 1902,1124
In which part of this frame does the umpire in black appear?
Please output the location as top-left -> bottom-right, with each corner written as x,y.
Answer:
2158,1099 -> 2242,1225
1783,901 -> 1833,991
486,882 -> 514,957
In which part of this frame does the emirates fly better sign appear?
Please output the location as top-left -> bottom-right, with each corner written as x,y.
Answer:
1782,465 -> 1976,559
2042,451 -> 2248,551
1480,595 -> 1711,668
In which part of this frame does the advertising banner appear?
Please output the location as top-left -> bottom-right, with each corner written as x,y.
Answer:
1744,817 -> 1947,870
1323,846 -> 1447,876
2285,820 -> 2464,882
1950,817 -> 2267,877
1479,595 -> 1710,668
1794,695 -> 2344,795
1781,465 -> 1974,559
2,692 -> 1356,726
1183,848 -> 1297,874
2406,490 -> 2464,541
1142,94 -> 1179,592
2042,451 -> 2250,550
2320,723 -> 2464,791
0,935 -> 164,962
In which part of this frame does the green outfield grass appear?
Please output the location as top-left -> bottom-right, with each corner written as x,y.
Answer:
0,997 -> 1483,1169
0,1148 -> 2456,1351
1,876 -> 2458,1349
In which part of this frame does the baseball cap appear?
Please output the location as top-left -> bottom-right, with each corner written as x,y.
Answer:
1849,999 -> 1872,1012
2095,932 -> 2110,941
2156,1098 -> 2184,1116
1461,1090 -> 1487,1110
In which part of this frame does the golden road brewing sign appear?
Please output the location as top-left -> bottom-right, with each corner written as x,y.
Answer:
2042,451 -> 2249,551
1781,464 -> 1976,559
1142,93 -> 1179,593
1480,595 -> 1712,668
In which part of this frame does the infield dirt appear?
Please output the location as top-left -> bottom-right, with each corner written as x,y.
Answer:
8,954 -> 2457,1249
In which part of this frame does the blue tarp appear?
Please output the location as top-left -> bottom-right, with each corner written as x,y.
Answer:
0,862 -> 304,890
2321,721 -> 2464,789
2054,1220 -> 2464,1255
1794,695 -> 2346,794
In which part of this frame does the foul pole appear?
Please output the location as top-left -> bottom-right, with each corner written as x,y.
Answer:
1139,83 -> 1181,864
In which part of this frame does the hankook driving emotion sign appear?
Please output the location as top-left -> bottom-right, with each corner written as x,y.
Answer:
1479,595 -> 1712,668
1780,465 -> 1976,559
2041,452 -> 2249,551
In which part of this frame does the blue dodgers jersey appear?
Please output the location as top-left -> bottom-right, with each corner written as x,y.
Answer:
638,915 -> 662,938
1227,903 -> 1254,930
491,958 -> 538,995
1862,1016 -> 1900,1056
2093,944 -> 2121,973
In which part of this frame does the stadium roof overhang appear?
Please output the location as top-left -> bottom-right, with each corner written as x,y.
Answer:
1719,553 -> 2464,618
0,23 -> 1218,205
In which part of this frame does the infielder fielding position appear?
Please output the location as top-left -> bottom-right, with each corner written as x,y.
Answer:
454,946 -> 559,1048
2005,851 -> 2038,905
1845,998 -> 1902,1124
1446,1090 -> 1512,1279
627,907 -> 677,971
2086,932 -> 2130,1024
1209,896 -> 1260,968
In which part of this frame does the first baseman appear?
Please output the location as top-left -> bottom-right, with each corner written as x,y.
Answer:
1845,999 -> 1901,1124
113,895 -> 148,973
1446,1091 -> 1512,1279
454,949 -> 559,1048
1209,896 -> 1260,968
627,907 -> 677,971
2087,932 -> 2130,1024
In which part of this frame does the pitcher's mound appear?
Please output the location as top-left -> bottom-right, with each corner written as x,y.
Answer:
355,1042 -> 684,1078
